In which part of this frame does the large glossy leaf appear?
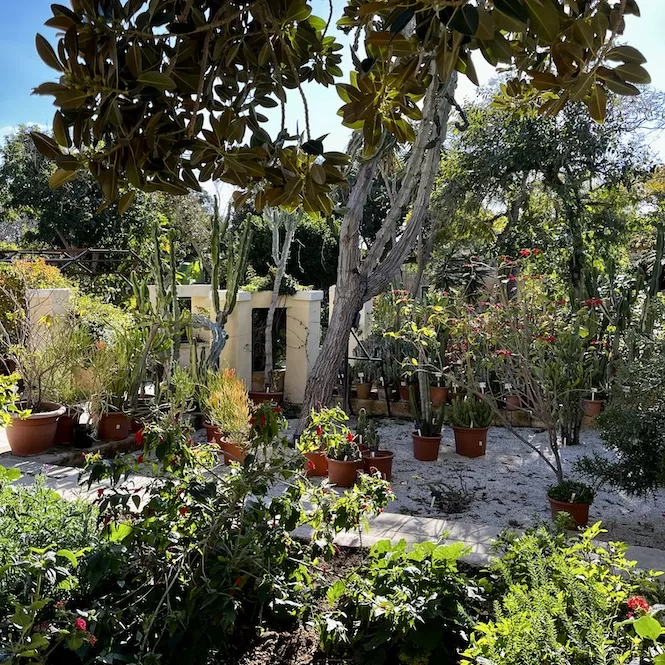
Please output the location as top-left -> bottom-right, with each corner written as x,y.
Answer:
524,0 -> 560,43
613,62 -> 651,84
49,168 -> 78,189
30,131 -> 61,160
448,5 -> 479,36
494,0 -> 529,25
137,71 -> 177,90
587,85 -> 607,123
35,33 -> 62,71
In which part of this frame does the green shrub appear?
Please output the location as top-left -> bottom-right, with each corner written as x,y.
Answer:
462,523 -> 638,665
320,538 -> 474,664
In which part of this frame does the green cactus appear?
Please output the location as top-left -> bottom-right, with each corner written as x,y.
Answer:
356,408 -> 369,440
449,396 -> 493,429
365,420 -> 380,452
409,384 -> 445,436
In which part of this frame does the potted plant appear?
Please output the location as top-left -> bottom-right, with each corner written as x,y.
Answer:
430,372 -> 449,408
361,420 -> 393,480
547,480 -> 595,527
297,406 -> 349,477
450,396 -> 493,458
583,388 -> 605,418
409,383 -> 446,461
0,308 -> 68,456
351,360 -> 374,400
204,368 -> 251,465
355,407 -> 370,453
327,432 -> 362,488
502,383 -> 520,411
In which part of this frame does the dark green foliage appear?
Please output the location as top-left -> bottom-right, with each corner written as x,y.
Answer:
577,347 -> 665,496
320,538 -> 474,664
547,480 -> 595,505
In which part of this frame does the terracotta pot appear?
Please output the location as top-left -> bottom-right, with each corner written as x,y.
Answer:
53,411 -> 80,445
430,385 -> 449,408
504,395 -> 520,411
220,441 -> 247,466
583,398 -> 604,418
304,450 -> 328,477
327,457 -> 362,487
249,390 -> 283,404
548,497 -> 590,527
412,432 -> 442,461
399,384 -> 410,402
453,426 -> 488,458
362,450 -> 394,480
204,422 -> 223,443
357,442 -> 369,454
98,412 -> 131,441
6,402 -> 66,456
354,382 -> 372,400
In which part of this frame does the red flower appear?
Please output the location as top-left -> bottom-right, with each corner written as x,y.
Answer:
274,406 -> 282,414
347,432 -> 354,442
260,415 -> 267,426
306,460 -> 315,470
316,426 -> 323,437
103,515 -> 111,525
520,248 -> 531,257
137,455 -> 144,464
88,634 -> 97,647
544,336 -> 555,343
75,618 -> 87,632
249,416 -> 255,425
233,577 -> 242,587
627,596 -> 651,613
556,299 -> 567,306
97,488 -> 104,498
134,429 -> 144,446
495,349 -> 513,357
582,297 -> 603,307
179,506 -> 188,516
508,274 -> 517,281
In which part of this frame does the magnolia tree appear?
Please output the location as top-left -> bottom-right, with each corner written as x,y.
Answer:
31,0 -> 646,421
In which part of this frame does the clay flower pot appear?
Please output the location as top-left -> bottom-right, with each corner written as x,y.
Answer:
204,422 -> 223,443
504,395 -> 520,411
453,426 -> 488,458
304,450 -> 328,477
327,457 -> 362,487
354,382 -> 372,400
249,390 -> 283,405
583,398 -> 604,418
548,497 -> 590,528
430,385 -> 449,408
399,384 -> 410,402
220,441 -> 247,466
6,402 -> 65,457
412,432 -> 442,461
362,450 -> 394,480
98,412 -> 131,441
53,409 -> 81,445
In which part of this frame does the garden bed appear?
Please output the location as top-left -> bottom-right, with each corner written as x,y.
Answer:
293,418 -> 665,550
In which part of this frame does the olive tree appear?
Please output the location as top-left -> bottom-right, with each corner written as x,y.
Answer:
31,0 -> 647,418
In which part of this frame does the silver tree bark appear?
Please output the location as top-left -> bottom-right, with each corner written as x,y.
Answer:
299,72 -> 458,428
263,209 -> 298,389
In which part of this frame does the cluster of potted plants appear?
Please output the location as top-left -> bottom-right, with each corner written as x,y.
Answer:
350,360 -> 377,400
297,406 -> 393,487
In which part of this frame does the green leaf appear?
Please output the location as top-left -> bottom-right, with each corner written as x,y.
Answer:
52,111 -> 70,148
653,654 -> 665,665
30,131 -> 61,160
56,549 -> 79,568
389,8 -> 414,34
524,0 -> 560,43
587,85 -> 607,124
36,34 -> 63,71
634,615 -> 663,641
448,5 -> 479,36
137,71 -> 177,90
107,522 -> 133,542
49,168 -> 78,189
613,63 -> 651,84
606,45 -> 647,64
494,0 -> 529,25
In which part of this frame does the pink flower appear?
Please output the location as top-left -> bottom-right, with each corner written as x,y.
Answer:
75,618 -> 87,632
582,297 -> 603,307
88,634 -> 97,647
520,248 -> 531,257
627,596 -> 651,613
495,349 -> 513,357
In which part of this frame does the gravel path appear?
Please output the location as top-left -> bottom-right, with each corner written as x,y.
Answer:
364,419 -> 665,549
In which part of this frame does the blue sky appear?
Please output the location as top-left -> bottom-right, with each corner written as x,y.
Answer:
2,0 -> 665,157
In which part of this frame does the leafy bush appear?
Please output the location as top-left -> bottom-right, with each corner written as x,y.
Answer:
462,523 -> 639,665
578,348 -> 665,496
320,538 -> 474,664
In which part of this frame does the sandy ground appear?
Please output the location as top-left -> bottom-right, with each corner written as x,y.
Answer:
332,418 -> 665,550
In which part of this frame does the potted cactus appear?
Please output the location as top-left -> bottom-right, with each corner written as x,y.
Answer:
361,420 -> 393,480
409,383 -> 446,461
450,396 -> 493,458
351,360 -> 374,400
430,372 -> 449,408
327,433 -> 362,488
